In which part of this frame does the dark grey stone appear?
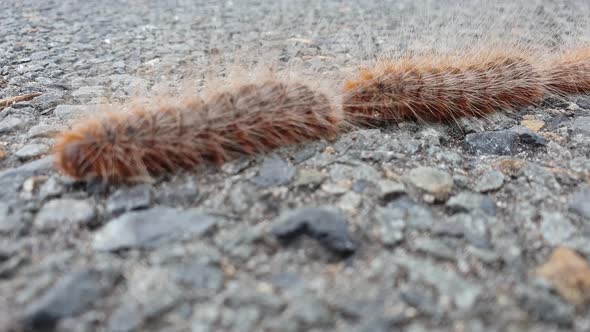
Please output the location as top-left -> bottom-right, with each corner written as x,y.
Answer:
251,156 -> 296,188
220,157 -> 252,175
0,203 -> 20,233
30,91 -> 64,110
225,288 -> 285,313
227,183 -> 256,213
466,175 -> 487,193
546,114 -> 571,131
510,126 -> 548,146
387,196 -> 435,231
569,185 -> 590,219
93,207 -> 219,251
396,135 -> 421,154
172,264 -> 224,291
435,150 -> 463,165
12,57 -> 32,64
107,302 -> 144,332
108,268 -> 183,332
443,213 -> 492,249
329,162 -> 381,183
27,123 -> 62,138
260,316 -> 299,332
106,184 -> 151,215
573,116 -> 590,134
517,287 -> 574,326
191,320 -> 215,332
378,180 -> 407,202
149,243 -> 222,267
0,156 -> 53,202
0,253 -> 27,279
334,130 -> 382,152
270,272 -> 305,292
228,306 -> 261,332
407,166 -> 453,201
465,131 -> 517,155
285,296 -> 333,328
357,317 -> 406,332
156,178 -> 199,206
374,207 -> 406,246
413,237 -> 456,261
291,142 -> 323,164
358,149 -> 398,162
575,97 -> 590,110
539,212 -> 576,246
294,169 -> 327,189
431,220 -> 467,237
457,117 -> 486,133
214,223 -> 264,259
71,86 -> 105,99
464,127 -> 546,155
53,105 -> 97,119
272,206 -> 356,256
446,192 -> 497,216
22,268 -> 117,331
400,283 -> 442,317
417,127 -> 444,146
474,170 -> 505,192
466,245 -> 501,264
352,179 -> 377,193
0,115 -> 27,134
14,144 -> 49,160
390,253 -> 481,310
38,176 -> 65,200
34,199 -> 97,231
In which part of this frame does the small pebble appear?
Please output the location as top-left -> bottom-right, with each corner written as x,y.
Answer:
34,199 -> 96,230
474,170 -> 505,192
272,206 -> 356,256
15,144 -> 49,159
407,166 -> 453,201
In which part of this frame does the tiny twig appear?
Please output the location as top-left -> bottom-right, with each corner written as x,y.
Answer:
0,92 -> 42,110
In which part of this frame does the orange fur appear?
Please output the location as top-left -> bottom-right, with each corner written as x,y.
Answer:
54,80 -> 342,182
342,52 -> 545,124
54,48 -> 590,183
544,48 -> 590,95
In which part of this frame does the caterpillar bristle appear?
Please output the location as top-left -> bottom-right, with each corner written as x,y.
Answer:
54,45 -> 590,184
342,51 -> 545,125
54,80 -> 343,183
544,48 -> 590,95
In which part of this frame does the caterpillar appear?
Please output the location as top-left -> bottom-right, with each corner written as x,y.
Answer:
342,51 -> 547,124
54,80 -> 343,182
342,48 -> 590,125
54,49 -> 590,183
544,48 -> 590,95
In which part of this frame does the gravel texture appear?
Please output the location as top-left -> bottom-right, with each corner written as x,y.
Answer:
1,0 -> 590,331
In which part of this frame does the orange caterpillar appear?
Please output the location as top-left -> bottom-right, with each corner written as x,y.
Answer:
544,48 -> 590,95
54,80 -> 342,182
54,49 -> 590,183
342,51 -> 546,124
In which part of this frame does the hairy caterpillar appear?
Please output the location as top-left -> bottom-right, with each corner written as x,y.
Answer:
545,48 -> 590,95
54,48 -> 590,183
54,80 -> 343,182
342,51 -> 546,124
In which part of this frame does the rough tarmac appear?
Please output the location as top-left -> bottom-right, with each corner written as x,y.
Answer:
1,0 -> 590,331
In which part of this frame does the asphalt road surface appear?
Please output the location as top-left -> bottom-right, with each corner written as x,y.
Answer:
1,0 -> 590,331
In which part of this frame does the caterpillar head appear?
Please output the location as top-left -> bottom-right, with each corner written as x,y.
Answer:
53,116 -> 149,183
54,132 -> 93,180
